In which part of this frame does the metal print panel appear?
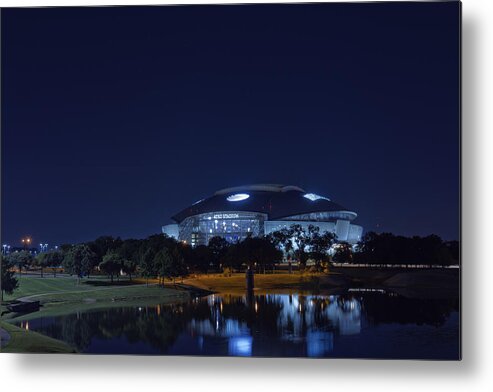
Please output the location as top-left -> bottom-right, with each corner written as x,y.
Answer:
0,1 -> 461,359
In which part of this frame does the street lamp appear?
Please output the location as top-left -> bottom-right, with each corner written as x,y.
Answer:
21,237 -> 32,250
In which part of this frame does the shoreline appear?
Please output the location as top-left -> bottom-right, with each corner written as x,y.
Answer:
0,321 -> 75,353
1,282 -> 191,323
0,268 -> 459,352
182,268 -> 459,295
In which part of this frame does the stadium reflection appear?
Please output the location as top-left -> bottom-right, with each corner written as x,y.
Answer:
21,291 -> 459,358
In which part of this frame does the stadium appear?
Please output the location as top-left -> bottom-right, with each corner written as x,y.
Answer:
162,184 -> 363,247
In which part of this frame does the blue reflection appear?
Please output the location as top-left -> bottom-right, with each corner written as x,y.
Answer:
306,331 -> 334,357
20,291 -> 460,359
228,336 -> 253,356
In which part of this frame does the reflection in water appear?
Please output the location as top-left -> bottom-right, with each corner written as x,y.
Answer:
20,291 -> 459,359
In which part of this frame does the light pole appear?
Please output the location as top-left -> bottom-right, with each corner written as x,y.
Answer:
21,237 -> 32,250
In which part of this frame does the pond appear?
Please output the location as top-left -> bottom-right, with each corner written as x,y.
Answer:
17,290 -> 460,359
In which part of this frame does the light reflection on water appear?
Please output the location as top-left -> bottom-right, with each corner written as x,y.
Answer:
17,291 -> 459,359
186,294 -> 361,357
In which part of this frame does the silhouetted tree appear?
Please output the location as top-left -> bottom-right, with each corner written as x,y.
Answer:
268,228 -> 294,260
1,254 -> 18,300
332,242 -> 353,263
310,231 -> 337,269
190,245 -> 212,273
34,252 -> 49,277
117,239 -> 142,263
35,250 -> 64,277
63,244 -> 97,283
354,232 -> 459,266
122,259 -> 137,281
87,236 -> 123,264
208,236 -> 229,270
138,248 -> 155,285
7,251 -> 33,277
221,242 -> 246,272
243,236 -> 282,273
99,251 -> 123,283
153,247 -> 186,286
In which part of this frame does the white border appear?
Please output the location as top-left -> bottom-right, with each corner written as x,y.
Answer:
2,0 -> 492,391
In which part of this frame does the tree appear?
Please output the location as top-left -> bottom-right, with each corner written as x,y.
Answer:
442,240 -> 459,266
221,242 -> 247,273
310,231 -> 337,269
35,250 -> 64,277
208,236 -> 229,270
138,248 -> 155,286
1,255 -> 18,301
332,242 -> 353,264
7,251 -> 33,277
87,236 -> 123,264
34,252 -> 49,278
268,227 -> 294,260
122,259 -> 137,281
171,248 -> 188,283
243,236 -> 282,273
153,247 -> 187,286
99,251 -> 123,283
63,244 -> 97,283
117,239 -> 142,263
44,250 -> 64,277
190,245 -> 212,273
153,248 -> 173,286
290,224 -> 314,269
354,232 -> 456,266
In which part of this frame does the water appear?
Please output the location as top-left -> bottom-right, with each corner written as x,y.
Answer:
18,290 -> 460,359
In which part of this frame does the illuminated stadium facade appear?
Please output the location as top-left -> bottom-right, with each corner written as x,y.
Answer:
162,184 -> 363,247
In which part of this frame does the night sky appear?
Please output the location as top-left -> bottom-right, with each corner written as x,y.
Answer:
1,2 -> 460,247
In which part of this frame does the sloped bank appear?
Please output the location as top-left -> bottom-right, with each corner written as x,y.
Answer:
0,321 -> 75,353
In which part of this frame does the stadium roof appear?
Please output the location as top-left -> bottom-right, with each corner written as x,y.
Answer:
171,184 -> 357,223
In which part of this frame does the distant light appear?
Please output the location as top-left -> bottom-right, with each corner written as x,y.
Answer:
227,193 -> 250,202
192,199 -> 204,205
304,193 -> 330,202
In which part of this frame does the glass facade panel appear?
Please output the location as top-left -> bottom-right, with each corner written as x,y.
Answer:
179,211 -> 267,246
280,211 -> 357,222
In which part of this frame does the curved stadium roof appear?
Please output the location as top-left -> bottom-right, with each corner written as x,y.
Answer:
171,184 -> 357,223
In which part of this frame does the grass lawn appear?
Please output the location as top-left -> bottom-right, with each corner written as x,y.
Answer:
1,277 -> 190,322
4,276 -> 121,301
0,321 -> 75,353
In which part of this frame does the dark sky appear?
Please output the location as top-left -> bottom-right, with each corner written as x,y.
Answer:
1,2 -> 460,246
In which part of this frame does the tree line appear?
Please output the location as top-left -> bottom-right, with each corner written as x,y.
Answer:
333,232 -> 459,266
1,226 -> 459,299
